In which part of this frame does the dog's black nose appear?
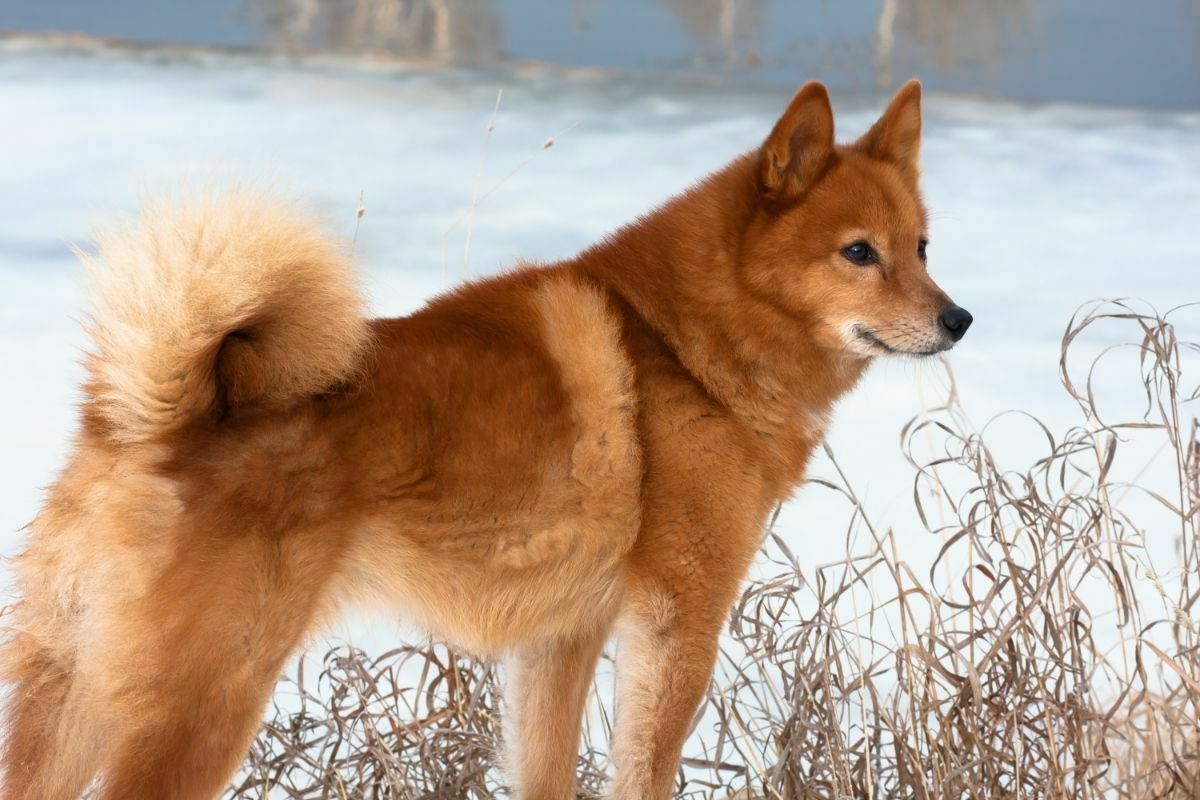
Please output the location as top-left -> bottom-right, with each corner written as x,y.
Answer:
938,305 -> 973,341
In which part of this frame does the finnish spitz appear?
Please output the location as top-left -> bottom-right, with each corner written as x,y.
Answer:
3,80 -> 970,798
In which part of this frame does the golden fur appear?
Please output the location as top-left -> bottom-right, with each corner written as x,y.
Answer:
79,191 -> 372,443
2,80 -> 969,799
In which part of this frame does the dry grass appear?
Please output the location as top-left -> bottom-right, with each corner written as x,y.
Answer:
228,300 -> 1199,799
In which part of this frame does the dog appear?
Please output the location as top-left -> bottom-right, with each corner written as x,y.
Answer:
1,79 -> 970,799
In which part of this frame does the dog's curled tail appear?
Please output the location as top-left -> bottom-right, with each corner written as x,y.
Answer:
78,189 -> 372,444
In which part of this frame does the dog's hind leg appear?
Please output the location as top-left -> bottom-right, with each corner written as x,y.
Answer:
2,506 -> 110,798
88,523 -> 343,800
1,637 -> 104,800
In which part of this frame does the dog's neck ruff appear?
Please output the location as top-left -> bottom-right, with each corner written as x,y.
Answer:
572,154 -> 865,483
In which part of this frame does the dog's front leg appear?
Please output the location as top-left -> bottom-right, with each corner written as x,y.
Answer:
504,625 -> 610,800
608,504 -> 763,800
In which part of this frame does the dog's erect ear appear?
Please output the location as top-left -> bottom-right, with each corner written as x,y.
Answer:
856,79 -> 922,181
759,81 -> 835,203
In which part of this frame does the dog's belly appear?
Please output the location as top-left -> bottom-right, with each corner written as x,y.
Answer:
337,509 -> 633,655
343,423 -> 642,655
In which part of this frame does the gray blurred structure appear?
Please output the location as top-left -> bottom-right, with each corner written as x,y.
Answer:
0,0 -> 1197,107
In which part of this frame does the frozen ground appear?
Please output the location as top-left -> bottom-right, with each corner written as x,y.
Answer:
1,42 -> 1198,657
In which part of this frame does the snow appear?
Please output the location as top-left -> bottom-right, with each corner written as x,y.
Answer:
1,42 -> 1197,656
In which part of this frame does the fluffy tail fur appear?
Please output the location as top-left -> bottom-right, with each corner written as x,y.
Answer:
78,190 -> 371,443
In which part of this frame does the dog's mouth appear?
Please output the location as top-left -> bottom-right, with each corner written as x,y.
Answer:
852,324 -> 949,357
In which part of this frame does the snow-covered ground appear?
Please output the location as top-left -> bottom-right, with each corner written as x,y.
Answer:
2,42 -> 1198,655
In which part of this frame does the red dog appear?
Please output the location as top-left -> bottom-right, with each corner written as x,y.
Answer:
3,79 -> 969,799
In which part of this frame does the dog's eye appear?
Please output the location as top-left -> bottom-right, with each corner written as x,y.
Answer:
841,242 -> 876,266
917,239 -> 928,262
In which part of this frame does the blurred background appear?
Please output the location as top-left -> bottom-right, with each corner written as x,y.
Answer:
3,0 -> 1199,107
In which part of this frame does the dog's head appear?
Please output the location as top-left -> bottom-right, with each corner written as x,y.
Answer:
740,79 -> 971,358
